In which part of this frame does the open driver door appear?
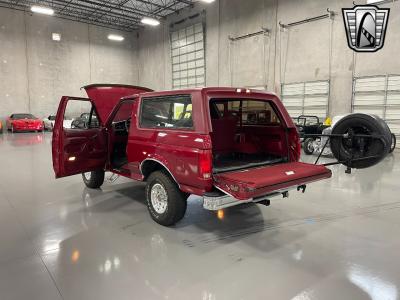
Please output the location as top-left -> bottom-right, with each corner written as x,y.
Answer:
52,84 -> 153,178
52,96 -> 107,178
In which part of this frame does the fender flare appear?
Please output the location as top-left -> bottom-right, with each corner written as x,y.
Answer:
140,158 -> 179,186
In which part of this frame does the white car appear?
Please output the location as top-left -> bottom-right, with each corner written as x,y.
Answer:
43,115 -> 73,131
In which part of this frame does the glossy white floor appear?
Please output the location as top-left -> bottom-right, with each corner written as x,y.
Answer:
0,132 -> 399,300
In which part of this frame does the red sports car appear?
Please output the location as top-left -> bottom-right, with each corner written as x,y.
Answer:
6,113 -> 44,132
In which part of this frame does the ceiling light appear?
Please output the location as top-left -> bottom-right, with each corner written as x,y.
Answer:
52,33 -> 61,41
108,34 -> 124,41
141,17 -> 160,26
31,6 -> 54,15
199,0 -> 216,3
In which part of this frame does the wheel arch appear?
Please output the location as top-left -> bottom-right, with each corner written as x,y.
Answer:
140,159 -> 179,185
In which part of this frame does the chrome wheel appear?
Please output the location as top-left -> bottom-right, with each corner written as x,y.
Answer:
83,172 -> 91,181
150,183 -> 168,214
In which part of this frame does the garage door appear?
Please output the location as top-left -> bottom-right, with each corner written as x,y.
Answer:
281,80 -> 330,119
353,75 -> 400,146
170,23 -> 205,89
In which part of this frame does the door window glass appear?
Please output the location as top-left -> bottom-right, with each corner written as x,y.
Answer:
65,100 -> 99,129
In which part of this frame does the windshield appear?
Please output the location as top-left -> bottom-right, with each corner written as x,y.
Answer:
11,114 -> 37,120
296,116 -> 320,126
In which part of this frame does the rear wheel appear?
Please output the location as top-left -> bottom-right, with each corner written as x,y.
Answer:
82,170 -> 105,189
145,171 -> 187,226
389,133 -> 396,153
303,138 -> 315,155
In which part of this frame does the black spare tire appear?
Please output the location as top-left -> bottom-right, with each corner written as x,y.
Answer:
330,114 -> 391,169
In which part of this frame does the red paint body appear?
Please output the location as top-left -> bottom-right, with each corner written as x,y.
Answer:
52,85 -> 332,200
6,114 -> 44,132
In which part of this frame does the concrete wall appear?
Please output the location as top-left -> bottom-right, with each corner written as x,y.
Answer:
137,0 -> 400,117
0,6 -> 138,120
1,0 -> 399,121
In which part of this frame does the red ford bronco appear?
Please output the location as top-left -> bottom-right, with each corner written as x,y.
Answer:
52,84 -> 391,226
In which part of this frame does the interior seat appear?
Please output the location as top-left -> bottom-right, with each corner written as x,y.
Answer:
211,115 -> 237,155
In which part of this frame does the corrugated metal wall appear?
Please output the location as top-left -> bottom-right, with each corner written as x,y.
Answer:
353,75 -> 400,145
281,80 -> 330,119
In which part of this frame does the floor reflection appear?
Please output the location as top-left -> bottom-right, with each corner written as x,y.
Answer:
5,132 -> 47,147
348,264 -> 398,300
1,129 -> 400,300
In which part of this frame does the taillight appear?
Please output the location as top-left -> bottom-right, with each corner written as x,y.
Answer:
199,150 -> 212,179
289,128 -> 301,161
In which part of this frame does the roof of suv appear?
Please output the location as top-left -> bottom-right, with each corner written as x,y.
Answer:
122,87 -> 278,100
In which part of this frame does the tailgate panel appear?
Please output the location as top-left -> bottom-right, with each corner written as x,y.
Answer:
213,162 -> 332,200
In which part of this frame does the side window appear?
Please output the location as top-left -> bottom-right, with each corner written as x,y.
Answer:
140,95 -> 193,129
64,100 -> 100,129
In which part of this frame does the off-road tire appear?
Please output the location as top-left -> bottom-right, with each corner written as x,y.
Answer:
146,170 -> 187,226
389,133 -> 396,153
330,114 -> 391,169
82,170 -> 105,189
303,138 -> 315,155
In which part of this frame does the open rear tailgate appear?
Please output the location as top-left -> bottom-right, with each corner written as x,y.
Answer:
213,162 -> 332,200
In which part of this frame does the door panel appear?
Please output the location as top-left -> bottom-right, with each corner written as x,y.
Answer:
62,128 -> 107,175
52,96 -> 107,178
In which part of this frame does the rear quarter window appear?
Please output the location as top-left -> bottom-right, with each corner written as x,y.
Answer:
140,95 -> 193,130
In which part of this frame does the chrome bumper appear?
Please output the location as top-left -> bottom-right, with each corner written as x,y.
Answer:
203,191 -> 285,211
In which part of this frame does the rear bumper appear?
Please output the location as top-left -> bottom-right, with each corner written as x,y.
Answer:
203,186 -> 297,211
